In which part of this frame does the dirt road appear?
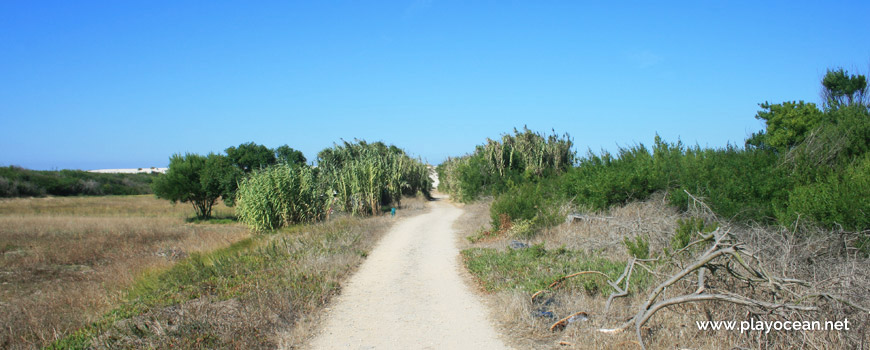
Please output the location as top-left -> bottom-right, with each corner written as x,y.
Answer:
307,196 -> 511,350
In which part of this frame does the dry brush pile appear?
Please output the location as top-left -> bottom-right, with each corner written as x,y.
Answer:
459,194 -> 869,349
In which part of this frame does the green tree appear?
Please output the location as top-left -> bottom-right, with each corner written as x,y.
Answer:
152,153 -> 239,219
822,68 -> 868,110
201,153 -> 244,206
275,145 -> 307,166
225,142 -> 276,172
746,101 -> 824,152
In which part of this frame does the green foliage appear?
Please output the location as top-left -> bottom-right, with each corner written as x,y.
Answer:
0,166 -> 155,198
561,143 -> 663,210
233,140 -> 431,231
784,105 -> 870,183
318,140 -> 431,216
152,153 -> 238,219
225,142 -> 277,172
746,101 -> 825,152
200,153 -> 243,206
672,218 -> 718,251
235,164 -> 326,231
489,180 -> 564,233
506,219 -> 536,239
783,153 -> 870,231
462,246 -> 650,294
558,137 -> 789,223
44,328 -> 92,350
623,235 -> 650,259
274,145 -> 307,166
822,68 -> 868,109
665,145 -> 789,223
438,127 -> 574,202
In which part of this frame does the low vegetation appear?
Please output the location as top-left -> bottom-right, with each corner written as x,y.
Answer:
449,67 -> 870,348
0,196 -> 244,350
0,166 -> 156,197
44,195 -> 428,349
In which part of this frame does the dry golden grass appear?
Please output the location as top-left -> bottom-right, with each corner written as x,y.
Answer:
0,195 -> 247,349
457,194 -> 870,349
80,194 -> 431,349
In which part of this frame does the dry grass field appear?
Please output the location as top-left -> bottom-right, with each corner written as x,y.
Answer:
0,194 -> 430,349
0,196 -> 247,349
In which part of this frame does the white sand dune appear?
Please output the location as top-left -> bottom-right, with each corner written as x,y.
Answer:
88,168 -> 167,174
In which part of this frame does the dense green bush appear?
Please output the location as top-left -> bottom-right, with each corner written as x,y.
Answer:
234,140 -> 431,231
489,179 -> 564,232
561,143 -> 663,211
0,166 -> 155,198
236,164 -> 326,231
318,140 -> 431,216
438,127 -> 573,202
783,153 -> 870,231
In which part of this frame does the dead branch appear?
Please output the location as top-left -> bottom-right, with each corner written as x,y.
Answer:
549,311 -> 588,332
531,271 -> 611,303
605,257 -> 635,314
593,221 -> 826,350
547,271 -> 610,289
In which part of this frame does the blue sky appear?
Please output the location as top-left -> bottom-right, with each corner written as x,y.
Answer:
1,1 -> 868,170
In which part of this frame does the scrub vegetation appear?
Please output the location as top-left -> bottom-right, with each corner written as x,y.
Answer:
0,166 -> 156,197
448,67 -> 870,349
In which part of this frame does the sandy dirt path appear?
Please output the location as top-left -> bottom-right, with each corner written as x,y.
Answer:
307,196 -> 511,350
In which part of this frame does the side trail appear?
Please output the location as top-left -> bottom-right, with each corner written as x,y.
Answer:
307,196 -> 511,350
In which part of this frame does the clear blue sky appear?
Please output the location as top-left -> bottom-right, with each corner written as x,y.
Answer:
1,1 -> 868,170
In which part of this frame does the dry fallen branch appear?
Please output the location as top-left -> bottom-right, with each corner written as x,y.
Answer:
549,311 -> 588,332
588,195 -> 850,350
531,271 -> 610,303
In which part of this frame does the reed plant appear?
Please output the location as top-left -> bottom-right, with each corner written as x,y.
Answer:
318,140 -> 431,216
437,127 -> 573,202
236,140 -> 431,231
235,164 -> 326,231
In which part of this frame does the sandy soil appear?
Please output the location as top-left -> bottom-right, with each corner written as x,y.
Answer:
306,195 -> 511,350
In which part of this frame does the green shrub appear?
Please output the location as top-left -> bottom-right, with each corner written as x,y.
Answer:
462,246 -> 650,294
623,235 -> 650,259
0,166 -> 155,198
489,180 -> 564,232
672,217 -> 718,251
507,218 -> 536,239
236,165 -> 326,231
561,143 -> 664,211
438,127 -> 574,202
782,153 -> 870,231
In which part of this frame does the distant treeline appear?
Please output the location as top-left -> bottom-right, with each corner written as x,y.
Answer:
0,166 -> 156,197
438,67 -> 870,235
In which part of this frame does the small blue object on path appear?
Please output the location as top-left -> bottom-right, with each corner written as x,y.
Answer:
391,207 -> 396,217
